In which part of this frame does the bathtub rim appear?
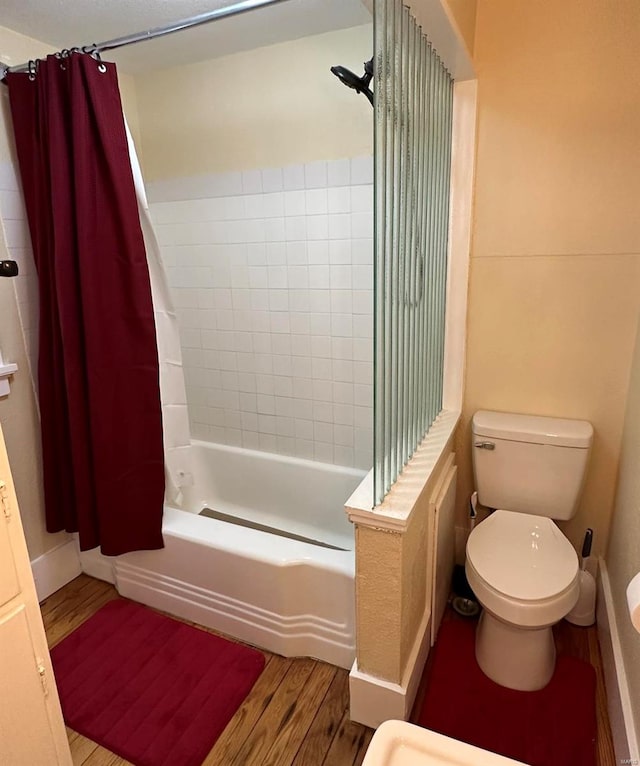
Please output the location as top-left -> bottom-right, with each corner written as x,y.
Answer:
162,505 -> 355,574
188,438 -> 368,480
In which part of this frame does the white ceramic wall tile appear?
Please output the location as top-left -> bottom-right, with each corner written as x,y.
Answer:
244,194 -> 264,219
304,161 -> 328,189
307,290 -> 331,312
353,290 -> 373,315
327,159 -> 351,188
152,156 -> 374,468
307,215 -> 329,241
288,266 -> 309,288
0,168 -> 40,383
264,218 -> 286,242
3,219 -> 30,249
352,212 -> 373,239
328,187 -> 351,214
263,193 -> 284,218
308,265 -> 330,288
330,266 -> 352,289
310,313 -> 331,335
242,170 -> 263,194
352,238 -> 373,264
351,155 -> 374,185
0,161 -> 20,192
0,190 -> 25,220
305,189 -> 328,215
329,240 -> 351,264
351,185 -> 373,213
290,313 -> 310,335
264,243 -> 284,265
329,214 -> 351,240
262,167 -> 284,193
307,241 -> 329,264
283,164 -> 305,191
284,190 -> 306,216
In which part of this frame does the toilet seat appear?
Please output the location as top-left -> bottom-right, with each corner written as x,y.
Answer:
467,510 -> 578,600
466,510 -> 579,628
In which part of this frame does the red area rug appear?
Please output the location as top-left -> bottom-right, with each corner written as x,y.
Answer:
51,599 -> 265,766
413,620 -> 596,766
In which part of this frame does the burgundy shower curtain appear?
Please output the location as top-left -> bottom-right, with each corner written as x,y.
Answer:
6,54 -> 164,555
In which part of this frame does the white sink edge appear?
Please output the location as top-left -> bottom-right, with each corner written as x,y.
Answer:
361,720 -> 529,765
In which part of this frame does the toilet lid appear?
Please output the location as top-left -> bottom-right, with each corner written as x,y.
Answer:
467,510 -> 578,601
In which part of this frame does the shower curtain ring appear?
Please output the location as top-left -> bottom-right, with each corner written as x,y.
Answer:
93,50 -> 107,74
28,60 -> 36,81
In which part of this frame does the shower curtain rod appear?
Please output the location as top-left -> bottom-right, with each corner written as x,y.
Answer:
0,0 -> 291,79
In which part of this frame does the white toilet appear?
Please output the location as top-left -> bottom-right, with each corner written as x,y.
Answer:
465,410 -> 593,691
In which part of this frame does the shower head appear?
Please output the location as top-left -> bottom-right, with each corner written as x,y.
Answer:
331,65 -> 363,90
330,57 -> 374,106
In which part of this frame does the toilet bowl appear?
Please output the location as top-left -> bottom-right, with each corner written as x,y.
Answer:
466,509 -> 580,691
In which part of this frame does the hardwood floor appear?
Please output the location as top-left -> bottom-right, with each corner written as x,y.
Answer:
40,575 -> 373,766
42,576 -> 616,766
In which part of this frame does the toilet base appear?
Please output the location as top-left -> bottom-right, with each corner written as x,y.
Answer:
475,610 -> 556,691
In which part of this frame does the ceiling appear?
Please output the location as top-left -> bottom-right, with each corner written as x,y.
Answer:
1,0 -> 372,73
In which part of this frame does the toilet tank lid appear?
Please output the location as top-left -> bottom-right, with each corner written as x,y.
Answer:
472,410 -> 593,448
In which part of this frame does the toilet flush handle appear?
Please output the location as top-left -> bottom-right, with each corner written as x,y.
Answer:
474,441 -> 495,450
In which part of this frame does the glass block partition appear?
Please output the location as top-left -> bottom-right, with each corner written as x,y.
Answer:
373,0 -> 454,504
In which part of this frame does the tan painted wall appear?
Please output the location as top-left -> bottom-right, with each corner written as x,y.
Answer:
457,0 -> 640,556
0,25 -> 50,190
0,26 -> 69,560
444,0 -> 477,55
607,316 -> 640,744
356,437 -> 456,682
0,23 -> 140,148
133,24 -> 373,181
0,24 -> 53,72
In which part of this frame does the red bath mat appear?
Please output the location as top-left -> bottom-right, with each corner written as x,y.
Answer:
413,620 -> 596,766
51,599 -> 265,766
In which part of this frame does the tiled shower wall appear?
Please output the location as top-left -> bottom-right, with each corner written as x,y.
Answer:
149,156 -> 374,470
0,160 -> 38,379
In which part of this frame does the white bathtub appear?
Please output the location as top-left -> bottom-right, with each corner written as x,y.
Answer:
112,442 -> 366,669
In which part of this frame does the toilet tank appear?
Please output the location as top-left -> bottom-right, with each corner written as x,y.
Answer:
472,410 -> 593,520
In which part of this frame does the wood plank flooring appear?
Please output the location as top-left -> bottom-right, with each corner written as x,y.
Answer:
42,576 -> 616,766
40,575 -> 373,766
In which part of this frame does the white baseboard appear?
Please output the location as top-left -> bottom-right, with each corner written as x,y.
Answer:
78,545 -> 116,584
350,607 -> 432,728
597,558 -> 639,763
31,537 -> 82,602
